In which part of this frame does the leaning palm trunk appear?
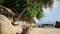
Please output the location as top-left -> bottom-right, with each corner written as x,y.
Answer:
12,3 -> 33,26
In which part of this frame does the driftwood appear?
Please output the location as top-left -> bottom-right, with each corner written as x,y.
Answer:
0,5 -> 15,15
0,5 -> 15,20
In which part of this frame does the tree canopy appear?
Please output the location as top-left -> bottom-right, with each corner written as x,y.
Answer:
0,0 -> 53,24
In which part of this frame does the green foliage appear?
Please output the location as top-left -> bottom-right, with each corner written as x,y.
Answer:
41,0 -> 53,8
0,0 -> 54,24
0,0 -> 4,4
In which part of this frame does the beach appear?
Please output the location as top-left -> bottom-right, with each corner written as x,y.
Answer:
26,27 -> 60,34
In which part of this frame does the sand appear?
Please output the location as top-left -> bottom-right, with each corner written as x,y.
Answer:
26,27 -> 60,34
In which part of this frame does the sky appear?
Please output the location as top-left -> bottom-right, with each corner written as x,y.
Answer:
36,0 -> 60,25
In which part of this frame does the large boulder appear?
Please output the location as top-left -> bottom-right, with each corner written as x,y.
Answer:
0,14 -> 22,34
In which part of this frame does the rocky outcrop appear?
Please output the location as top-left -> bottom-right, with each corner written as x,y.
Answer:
55,21 -> 60,28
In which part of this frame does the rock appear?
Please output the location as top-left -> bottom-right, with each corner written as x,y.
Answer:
55,21 -> 60,28
0,14 -> 22,34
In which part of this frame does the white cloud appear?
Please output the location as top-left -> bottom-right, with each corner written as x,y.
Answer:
53,0 -> 59,8
43,8 -> 52,16
43,8 -> 50,13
